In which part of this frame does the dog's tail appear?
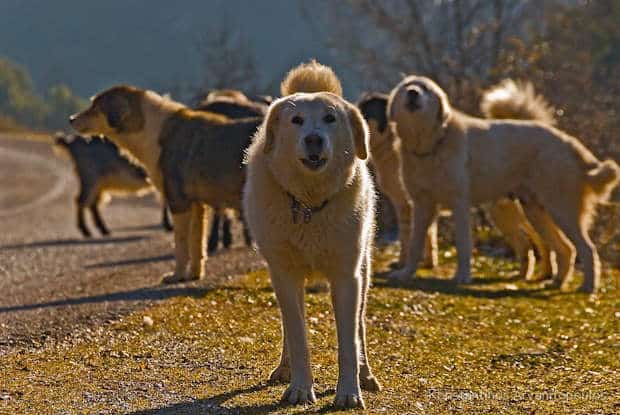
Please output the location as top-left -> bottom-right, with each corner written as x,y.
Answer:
280,60 -> 343,97
586,159 -> 620,200
480,79 -> 556,125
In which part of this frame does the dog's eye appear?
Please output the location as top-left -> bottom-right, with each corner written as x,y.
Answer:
323,114 -> 336,124
292,115 -> 304,125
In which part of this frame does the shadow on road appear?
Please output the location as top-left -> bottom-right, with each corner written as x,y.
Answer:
113,224 -> 167,232
127,383 -> 337,415
0,235 -> 146,251
84,254 -> 174,269
0,284 -> 214,314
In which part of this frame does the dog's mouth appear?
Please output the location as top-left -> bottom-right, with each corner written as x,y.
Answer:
69,114 -> 90,133
300,155 -> 327,171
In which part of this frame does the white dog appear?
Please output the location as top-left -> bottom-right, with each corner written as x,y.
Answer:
243,61 -> 379,409
388,75 -> 619,293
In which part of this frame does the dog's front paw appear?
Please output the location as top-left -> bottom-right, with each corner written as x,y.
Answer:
452,271 -> 472,284
359,374 -> 381,392
334,391 -> 365,409
268,364 -> 291,384
161,272 -> 198,284
281,383 -> 316,405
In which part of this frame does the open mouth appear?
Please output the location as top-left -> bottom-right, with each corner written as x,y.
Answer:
300,155 -> 327,171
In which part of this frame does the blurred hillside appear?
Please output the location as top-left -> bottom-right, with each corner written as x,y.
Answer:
0,0 -> 339,100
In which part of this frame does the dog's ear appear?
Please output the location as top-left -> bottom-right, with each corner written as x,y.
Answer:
436,87 -> 452,128
263,100 -> 284,154
347,103 -> 370,160
103,96 -> 130,130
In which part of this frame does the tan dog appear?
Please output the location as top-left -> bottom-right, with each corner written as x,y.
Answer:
243,61 -> 379,408
358,93 -> 437,268
388,76 -> 620,293
480,80 -> 559,280
358,93 -> 550,280
70,86 -> 261,283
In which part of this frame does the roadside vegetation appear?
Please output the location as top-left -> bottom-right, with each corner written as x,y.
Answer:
1,246 -> 617,414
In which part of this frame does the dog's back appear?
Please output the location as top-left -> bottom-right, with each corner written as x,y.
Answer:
158,109 -> 261,213
196,97 -> 267,119
55,134 -> 150,194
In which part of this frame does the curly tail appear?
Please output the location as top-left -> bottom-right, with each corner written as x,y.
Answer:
280,60 -> 343,97
480,79 -> 556,125
586,159 -> 620,200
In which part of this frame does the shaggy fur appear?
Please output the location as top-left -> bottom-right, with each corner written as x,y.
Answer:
54,133 -> 171,236
194,93 -> 267,253
358,93 -> 437,268
358,92 -> 549,280
243,61 -> 379,408
480,80 -> 561,280
388,75 -> 620,293
481,79 -> 557,126
70,85 -> 261,283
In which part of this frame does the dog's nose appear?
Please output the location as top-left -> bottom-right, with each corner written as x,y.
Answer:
406,89 -> 421,110
69,114 -> 77,124
407,89 -> 420,102
304,134 -> 324,155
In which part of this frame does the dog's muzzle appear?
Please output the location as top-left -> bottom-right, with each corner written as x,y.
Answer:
406,89 -> 421,111
300,133 -> 327,171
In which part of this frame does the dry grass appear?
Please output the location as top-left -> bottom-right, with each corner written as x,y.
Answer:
0,246 -> 618,414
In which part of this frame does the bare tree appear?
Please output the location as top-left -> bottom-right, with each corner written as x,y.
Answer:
303,0 -> 540,109
192,23 -> 260,105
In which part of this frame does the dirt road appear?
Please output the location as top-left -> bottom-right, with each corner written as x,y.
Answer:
0,134 -> 264,354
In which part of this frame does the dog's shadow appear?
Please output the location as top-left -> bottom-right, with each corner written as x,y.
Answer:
373,271 -> 553,299
126,383 -> 338,415
0,235 -> 145,251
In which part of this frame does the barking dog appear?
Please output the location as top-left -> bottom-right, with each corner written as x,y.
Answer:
388,76 -> 619,293
54,133 -> 171,237
243,61 -> 379,408
70,86 -> 261,283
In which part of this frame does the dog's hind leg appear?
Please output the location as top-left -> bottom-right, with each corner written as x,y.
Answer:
76,202 -> 91,238
162,210 -> 192,283
547,203 -> 600,293
423,219 -> 438,269
161,205 -> 173,232
358,250 -> 381,392
76,182 -> 96,238
522,215 -> 553,280
189,203 -> 207,279
90,195 -> 110,236
453,198 -> 473,284
222,213 -> 233,249
207,211 -> 221,254
522,201 -> 575,288
389,198 -> 437,281
488,199 -> 535,280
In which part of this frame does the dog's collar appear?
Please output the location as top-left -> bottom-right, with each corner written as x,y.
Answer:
409,127 -> 448,158
287,192 -> 329,224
